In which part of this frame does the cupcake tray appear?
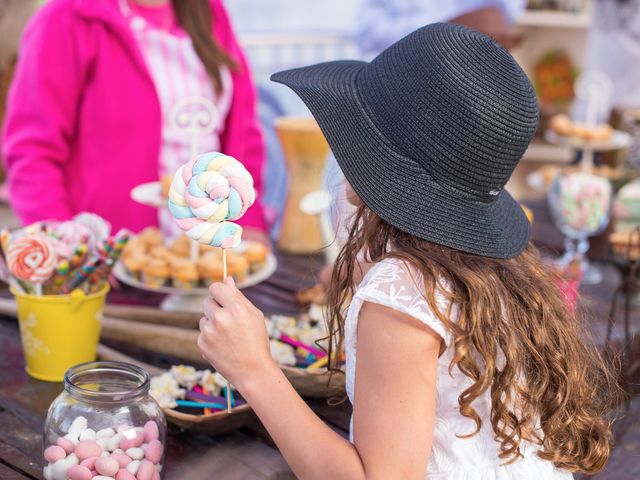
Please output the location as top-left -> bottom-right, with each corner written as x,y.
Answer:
113,252 -> 277,296
544,129 -> 633,152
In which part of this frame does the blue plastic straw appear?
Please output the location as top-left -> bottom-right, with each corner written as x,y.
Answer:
175,400 -> 227,409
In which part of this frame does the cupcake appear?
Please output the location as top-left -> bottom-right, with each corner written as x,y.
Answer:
170,235 -> 191,258
123,253 -> 149,280
141,258 -> 170,287
122,237 -> 148,260
197,252 -> 224,284
226,251 -> 249,283
242,242 -> 268,272
171,259 -> 199,289
199,243 -> 220,257
138,227 -> 164,247
149,245 -> 171,259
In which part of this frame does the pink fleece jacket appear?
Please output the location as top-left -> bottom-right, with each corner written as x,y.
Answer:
2,0 -> 267,233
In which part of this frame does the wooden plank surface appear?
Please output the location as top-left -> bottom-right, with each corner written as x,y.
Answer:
0,207 -> 636,479
0,250 -> 327,479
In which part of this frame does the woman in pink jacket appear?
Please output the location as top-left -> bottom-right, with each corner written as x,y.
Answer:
2,0 -> 268,241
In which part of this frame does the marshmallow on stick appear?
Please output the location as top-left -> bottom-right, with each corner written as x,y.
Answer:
167,151 -> 256,413
167,152 -> 256,250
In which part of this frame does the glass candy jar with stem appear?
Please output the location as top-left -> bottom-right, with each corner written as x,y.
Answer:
548,172 -> 612,284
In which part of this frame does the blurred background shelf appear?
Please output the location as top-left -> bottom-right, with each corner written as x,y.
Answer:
517,7 -> 592,29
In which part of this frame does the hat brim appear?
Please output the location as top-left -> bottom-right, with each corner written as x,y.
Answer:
272,61 -> 530,259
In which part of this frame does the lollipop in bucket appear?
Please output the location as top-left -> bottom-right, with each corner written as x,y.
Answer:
7,235 -> 57,295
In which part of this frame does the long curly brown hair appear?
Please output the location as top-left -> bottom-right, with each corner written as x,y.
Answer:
326,204 -> 617,474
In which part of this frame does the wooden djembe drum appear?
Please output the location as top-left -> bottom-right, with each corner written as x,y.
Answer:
275,117 -> 330,253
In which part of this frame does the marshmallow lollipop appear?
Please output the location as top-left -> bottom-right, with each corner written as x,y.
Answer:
167,152 -> 256,249
7,235 -> 57,295
167,152 -> 256,413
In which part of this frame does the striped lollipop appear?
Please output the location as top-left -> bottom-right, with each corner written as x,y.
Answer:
7,235 -> 57,294
167,152 -> 256,249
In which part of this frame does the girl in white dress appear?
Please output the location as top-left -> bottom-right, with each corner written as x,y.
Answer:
196,23 -> 615,479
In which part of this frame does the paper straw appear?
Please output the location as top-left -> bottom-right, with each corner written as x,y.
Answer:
60,256 -> 101,294
221,247 -> 231,413
306,356 -> 329,371
279,334 -> 327,358
175,399 -> 227,410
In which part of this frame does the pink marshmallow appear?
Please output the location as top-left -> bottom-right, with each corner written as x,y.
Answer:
144,440 -> 163,464
95,456 -> 120,477
143,421 -> 159,443
56,437 -> 75,454
135,460 -> 155,480
79,456 -> 98,470
75,440 -> 102,460
44,445 -> 66,463
151,469 -> 160,480
115,469 -> 137,480
111,452 -> 133,468
119,431 -> 144,450
67,465 -> 92,480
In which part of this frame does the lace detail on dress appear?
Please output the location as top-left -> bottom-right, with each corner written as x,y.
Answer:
344,258 -> 573,480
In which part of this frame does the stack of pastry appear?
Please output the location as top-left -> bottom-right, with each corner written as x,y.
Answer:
610,230 -> 640,261
121,227 -> 269,289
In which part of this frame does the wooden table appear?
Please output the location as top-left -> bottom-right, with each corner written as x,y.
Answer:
0,199 -> 635,479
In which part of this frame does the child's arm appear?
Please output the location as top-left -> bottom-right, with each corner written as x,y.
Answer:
199,278 -> 441,480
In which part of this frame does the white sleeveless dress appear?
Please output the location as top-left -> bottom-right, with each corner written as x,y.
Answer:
344,258 -> 574,479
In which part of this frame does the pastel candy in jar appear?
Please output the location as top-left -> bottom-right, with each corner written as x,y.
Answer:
43,417 -> 165,480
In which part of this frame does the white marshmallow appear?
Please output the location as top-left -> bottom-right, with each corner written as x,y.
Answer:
68,416 -> 88,437
43,465 -> 53,480
79,428 -> 96,441
66,453 -> 79,466
125,447 -> 144,460
156,464 -> 163,472
96,427 -> 115,439
51,459 -> 69,480
107,432 -> 122,452
96,437 -> 110,450
126,459 -> 141,474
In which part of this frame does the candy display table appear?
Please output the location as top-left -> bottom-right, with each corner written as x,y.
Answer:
0,203 -> 636,479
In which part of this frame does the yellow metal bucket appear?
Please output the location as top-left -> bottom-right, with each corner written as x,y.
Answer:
11,286 -> 109,382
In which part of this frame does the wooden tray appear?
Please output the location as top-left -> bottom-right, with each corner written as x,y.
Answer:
97,344 -> 256,435
101,316 -> 345,399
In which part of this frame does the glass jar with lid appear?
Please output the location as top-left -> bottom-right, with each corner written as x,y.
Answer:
43,361 -> 167,480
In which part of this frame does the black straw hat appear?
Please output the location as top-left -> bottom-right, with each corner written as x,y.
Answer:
272,23 -> 539,259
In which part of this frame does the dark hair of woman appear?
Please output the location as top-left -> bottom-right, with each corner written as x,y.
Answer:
170,0 -> 239,93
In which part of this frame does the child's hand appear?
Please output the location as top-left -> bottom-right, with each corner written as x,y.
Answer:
198,277 -> 275,388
